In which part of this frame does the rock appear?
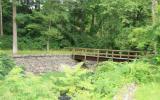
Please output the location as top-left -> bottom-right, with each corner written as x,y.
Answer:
114,83 -> 137,100
13,55 -> 78,73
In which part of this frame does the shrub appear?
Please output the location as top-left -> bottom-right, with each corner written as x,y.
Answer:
0,61 -> 159,99
0,35 -> 12,49
96,61 -> 160,84
0,53 -> 15,79
0,67 -> 58,100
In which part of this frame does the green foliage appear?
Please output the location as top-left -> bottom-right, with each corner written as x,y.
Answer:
43,28 -> 63,40
128,27 -> 149,48
1,0 -> 155,50
0,35 -> 46,50
0,35 -> 12,49
0,61 -> 159,99
0,53 -> 15,79
0,67 -> 58,100
18,37 -> 46,50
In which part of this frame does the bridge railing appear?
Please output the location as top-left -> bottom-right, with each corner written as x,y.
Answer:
64,47 -> 154,61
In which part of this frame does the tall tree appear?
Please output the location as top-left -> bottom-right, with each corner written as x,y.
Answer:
0,0 -> 3,36
12,0 -> 18,54
152,0 -> 158,25
42,0 -> 66,51
152,0 -> 158,54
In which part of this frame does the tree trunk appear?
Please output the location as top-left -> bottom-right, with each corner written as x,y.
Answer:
60,0 -> 64,4
13,1 -> 18,54
90,13 -> 95,34
152,0 -> 158,25
152,0 -> 158,54
47,19 -> 51,51
0,0 -> 3,36
47,37 -> 50,51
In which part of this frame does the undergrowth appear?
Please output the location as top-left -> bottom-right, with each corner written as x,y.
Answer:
0,53 -> 15,79
0,60 -> 159,100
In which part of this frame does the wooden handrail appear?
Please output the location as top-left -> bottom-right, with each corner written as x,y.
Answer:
64,47 -> 145,53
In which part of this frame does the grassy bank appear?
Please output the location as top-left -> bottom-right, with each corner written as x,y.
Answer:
0,49 -> 72,55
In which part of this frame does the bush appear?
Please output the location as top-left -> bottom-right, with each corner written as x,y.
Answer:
0,35 -> 65,50
0,61 -> 159,99
18,37 -> 46,50
0,35 -> 12,49
96,61 -> 160,83
0,53 -> 15,79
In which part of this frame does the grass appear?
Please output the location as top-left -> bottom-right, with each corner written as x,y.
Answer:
0,49 -> 72,55
135,83 -> 160,100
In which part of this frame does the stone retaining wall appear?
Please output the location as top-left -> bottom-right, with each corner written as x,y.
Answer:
13,55 -> 78,73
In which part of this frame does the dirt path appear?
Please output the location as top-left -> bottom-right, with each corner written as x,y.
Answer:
114,83 -> 137,100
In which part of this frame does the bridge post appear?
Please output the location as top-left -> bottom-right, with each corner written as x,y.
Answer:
97,49 -> 100,63
94,49 -> 96,56
112,50 -> 114,60
135,52 -> 138,59
84,49 -> 87,61
127,50 -> 130,61
120,51 -> 122,58
72,48 -> 75,59
106,50 -> 108,58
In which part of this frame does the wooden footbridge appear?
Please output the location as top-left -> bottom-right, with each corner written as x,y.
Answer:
65,47 -> 153,62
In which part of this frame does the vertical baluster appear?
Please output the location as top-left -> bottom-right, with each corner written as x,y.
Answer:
106,50 -> 108,58
120,51 -> 122,58
72,48 -> 75,59
97,49 -> 100,63
112,50 -> 114,60
94,49 -> 96,56
136,52 -> 138,59
128,50 -> 130,61
84,49 -> 87,61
